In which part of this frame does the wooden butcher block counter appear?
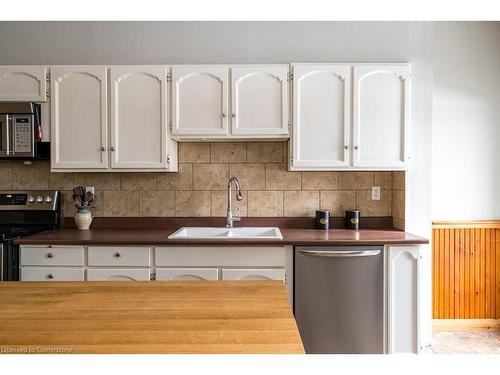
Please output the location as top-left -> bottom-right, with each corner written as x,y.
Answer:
0,281 -> 304,354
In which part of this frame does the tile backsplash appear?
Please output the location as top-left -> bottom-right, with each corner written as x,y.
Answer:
0,142 -> 405,227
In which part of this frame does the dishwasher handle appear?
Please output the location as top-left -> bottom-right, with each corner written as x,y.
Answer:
299,249 -> 381,257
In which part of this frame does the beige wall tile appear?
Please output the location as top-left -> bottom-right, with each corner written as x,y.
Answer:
356,190 -> 392,217
12,163 -> 50,190
229,164 -> 265,190
320,190 -> 356,216
139,191 -> 174,217
49,172 -> 85,191
0,163 -> 13,190
179,143 -> 210,163
247,191 -> 283,217
393,218 -> 405,230
85,173 -> 121,190
393,171 -> 405,190
284,191 -> 319,217
120,173 -> 156,191
301,172 -> 338,190
211,142 -> 246,163
103,191 -> 139,217
374,172 -> 393,189
211,190 -> 248,217
247,142 -> 283,163
338,171 -> 374,190
64,190 -> 103,218
175,191 -> 211,217
157,163 -> 192,190
193,164 -> 228,190
392,190 -> 405,220
266,163 -> 301,190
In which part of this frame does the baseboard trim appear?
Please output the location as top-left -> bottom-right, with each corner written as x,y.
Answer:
433,319 -> 500,332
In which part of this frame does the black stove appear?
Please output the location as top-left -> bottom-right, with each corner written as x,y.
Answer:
0,191 -> 60,281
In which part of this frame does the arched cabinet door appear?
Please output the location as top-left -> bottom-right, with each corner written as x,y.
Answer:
291,64 -> 350,170
0,66 -> 47,102
171,66 -> 229,136
352,65 -> 411,169
222,268 -> 286,282
387,246 -> 422,353
50,66 -> 108,169
110,66 -> 168,169
231,65 -> 288,136
155,268 -> 219,281
86,269 -> 151,281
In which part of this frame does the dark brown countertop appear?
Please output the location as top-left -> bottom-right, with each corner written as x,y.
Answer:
15,227 -> 428,246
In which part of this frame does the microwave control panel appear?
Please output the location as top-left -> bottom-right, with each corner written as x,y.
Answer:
13,116 -> 33,154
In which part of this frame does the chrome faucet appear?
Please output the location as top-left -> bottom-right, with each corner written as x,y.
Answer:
226,176 -> 243,228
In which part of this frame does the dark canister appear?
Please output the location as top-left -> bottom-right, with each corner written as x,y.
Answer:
345,210 -> 360,230
315,210 -> 330,230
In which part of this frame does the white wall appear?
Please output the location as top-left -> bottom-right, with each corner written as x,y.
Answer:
0,21 -> 434,346
433,22 -> 500,221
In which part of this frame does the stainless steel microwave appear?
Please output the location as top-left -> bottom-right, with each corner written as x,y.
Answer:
0,102 -> 49,159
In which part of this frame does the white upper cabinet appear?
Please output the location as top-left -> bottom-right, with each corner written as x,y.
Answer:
230,65 -> 288,136
171,65 -> 229,137
352,65 -> 410,169
51,66 -> 108,170
291,64 -> 350,170
110,66 -> 169,169
0,66 -> 47,102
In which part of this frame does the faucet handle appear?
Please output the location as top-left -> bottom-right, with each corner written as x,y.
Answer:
233,207 -> 241,221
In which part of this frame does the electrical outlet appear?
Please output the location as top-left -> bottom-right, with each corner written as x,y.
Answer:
372,186 -> 381,200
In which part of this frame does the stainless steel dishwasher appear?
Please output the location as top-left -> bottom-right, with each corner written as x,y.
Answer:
294,246 -> 384,354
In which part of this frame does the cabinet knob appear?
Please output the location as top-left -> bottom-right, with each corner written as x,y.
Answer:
222,113 -> 227,118
100,146 -> 106,151
354,146 -> 359,150
344,145 -> 349,150
46,252 -> 54,258
110,146 -> 116,152
46,273 -> 54,279
231,113 -> 236,118
113,252 -> 121,258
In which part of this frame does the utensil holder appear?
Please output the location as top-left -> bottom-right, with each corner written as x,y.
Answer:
74,208 -> 92,230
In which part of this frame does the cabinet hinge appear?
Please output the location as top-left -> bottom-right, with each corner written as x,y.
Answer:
167,154 -> 170,164
287,72 -> 293,81
285,274 -> 288,286
150,273 -> 156,281
290,153 -> 293,163
166,73 -> 172,82
46,72 -> 50,82
169,121 -> 172,131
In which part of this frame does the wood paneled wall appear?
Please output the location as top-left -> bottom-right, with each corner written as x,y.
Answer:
432,221 -> 500,319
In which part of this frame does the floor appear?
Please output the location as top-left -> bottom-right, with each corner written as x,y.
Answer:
424,331 -> 500,354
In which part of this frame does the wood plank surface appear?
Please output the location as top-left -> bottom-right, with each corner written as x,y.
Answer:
432,221 -> 500,319
0,281 -> 304,354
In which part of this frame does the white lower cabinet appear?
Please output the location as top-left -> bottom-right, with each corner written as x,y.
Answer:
87,268 -> 151,281
21,267 -> 84,281
386,245 -> 422,353
222,268 -> 285,282
87,246 -> 150,267
155,268 -> 219,281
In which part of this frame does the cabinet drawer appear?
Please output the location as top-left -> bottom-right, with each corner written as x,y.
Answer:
156,268 -> 219,281
155,246 -> 285,267
20,246 -> 84,266
88,246 -> 150,267
21,267 -> 84,281
222,268 -> 286,281
87,268 -> 151,281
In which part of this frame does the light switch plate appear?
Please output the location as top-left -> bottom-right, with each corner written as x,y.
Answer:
372,186 -> 381,200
